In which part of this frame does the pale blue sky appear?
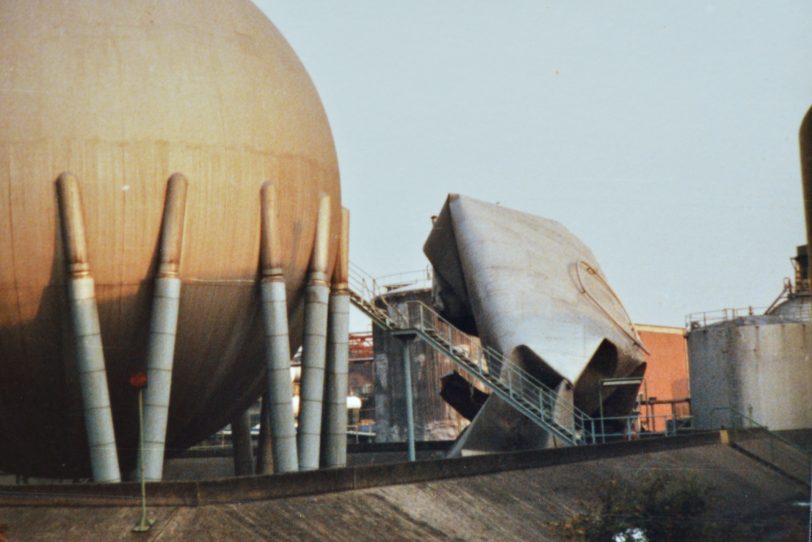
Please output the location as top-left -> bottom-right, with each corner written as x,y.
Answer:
255,1 -> 812,328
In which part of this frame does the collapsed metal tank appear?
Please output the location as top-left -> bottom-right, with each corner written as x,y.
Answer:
0,1 -> 341,478
424,194 -> 648,453
687,106 -> 812,436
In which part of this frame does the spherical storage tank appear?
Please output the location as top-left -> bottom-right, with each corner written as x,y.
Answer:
0,1 -> 340,477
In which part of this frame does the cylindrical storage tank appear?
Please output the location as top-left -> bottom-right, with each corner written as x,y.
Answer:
0,1 -> 340,477
372,287 -> 470,443
687,306 -> 812,433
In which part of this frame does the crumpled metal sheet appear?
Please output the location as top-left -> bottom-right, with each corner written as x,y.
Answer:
424,194 -> 647,452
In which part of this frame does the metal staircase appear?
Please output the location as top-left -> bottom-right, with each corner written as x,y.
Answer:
348,263 -> 597,447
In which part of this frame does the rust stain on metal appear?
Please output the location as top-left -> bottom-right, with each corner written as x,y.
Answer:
156,172 -> 189,279
56,172 -> 91,278
332,207 -> 350,293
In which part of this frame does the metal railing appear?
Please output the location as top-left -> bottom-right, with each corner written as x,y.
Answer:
373,267 -> 433,291
709,407 -> 810,484
348,263 -> 401,330
398,300 -> 599,445
593,413 -> 691,442
346,425 -> 376,444
687,279 -> 799,330
685,306 -> 766,329
709,407 -> 807,451
347,265 -> 598,446
348,263 -> 386,308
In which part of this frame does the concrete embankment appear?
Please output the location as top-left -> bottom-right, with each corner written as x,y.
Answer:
0,432 -> 807,541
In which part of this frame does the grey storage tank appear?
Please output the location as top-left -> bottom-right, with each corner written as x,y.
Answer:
687,310 -> 812,432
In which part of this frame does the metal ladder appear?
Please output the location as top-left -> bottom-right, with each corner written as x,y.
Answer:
348,263 -> 596,447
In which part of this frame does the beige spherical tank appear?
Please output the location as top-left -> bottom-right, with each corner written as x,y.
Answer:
0,1 -> 341,477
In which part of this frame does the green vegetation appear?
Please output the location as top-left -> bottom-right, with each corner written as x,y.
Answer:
547,473 -> 734,541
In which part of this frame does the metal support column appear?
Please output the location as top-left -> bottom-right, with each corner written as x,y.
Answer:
259,182 -> 298,473
255,393 -> 273,474
56,173 -> 121,483
297,193 -> 331,471
395,332 -> 417,462
142,173 -> 187,481
322,208 -> 350,468
231,409 -> 254,476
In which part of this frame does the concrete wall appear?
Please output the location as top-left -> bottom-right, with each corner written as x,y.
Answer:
0,432 -> 807,541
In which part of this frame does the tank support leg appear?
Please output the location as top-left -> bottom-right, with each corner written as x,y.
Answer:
142,174 -> 188,481
259,182 -> 299,473
297,194 -> 332,471
57,173 -> 121,483
231,409 -> 254,476
255,393 -> 274,474
322,209 -> 350,468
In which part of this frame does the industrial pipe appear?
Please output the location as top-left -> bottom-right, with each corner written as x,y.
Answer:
322,208 -> 350,468
142,173 -> 187,481
297,193 -> 332,471
231,409 -> 254,476
56,173 -> 121,483
800,106 -> 812,283
259,182 -> 299,473
396,333 -> 418,462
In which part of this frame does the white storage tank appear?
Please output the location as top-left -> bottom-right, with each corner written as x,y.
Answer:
687,307 -> 812,432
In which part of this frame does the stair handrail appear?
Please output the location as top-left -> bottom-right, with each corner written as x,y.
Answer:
348,262 -> 382,305
348,263 -> 406,327
399,299 -> 596,444
709,406 -> 810,455
346,264 -> 597,445
405,299 -> 593,419
709,406 -> 810,484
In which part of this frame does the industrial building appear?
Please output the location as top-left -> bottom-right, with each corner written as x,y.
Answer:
636,324 -> 691,434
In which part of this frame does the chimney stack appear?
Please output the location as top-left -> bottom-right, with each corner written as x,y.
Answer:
799,106 -> 812,289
